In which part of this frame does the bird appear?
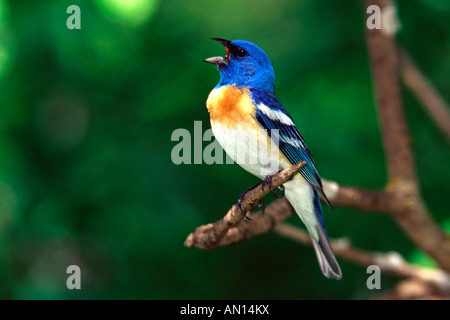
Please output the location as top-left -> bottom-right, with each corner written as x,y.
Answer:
204,38 -> 342,279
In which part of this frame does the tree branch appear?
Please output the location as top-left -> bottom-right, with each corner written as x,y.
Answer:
184,161 -> 305,249
275,223 -> 450,295
365,0 -> 450,271
378,279 -> 450,300
322,180 -> 390,213
398,46 -> 450,143
366,0 -> 415,184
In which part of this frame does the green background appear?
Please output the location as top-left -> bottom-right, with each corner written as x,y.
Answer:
0,0 -> 449,299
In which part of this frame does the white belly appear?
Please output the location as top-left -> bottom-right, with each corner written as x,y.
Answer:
211,121 -> 287,179
212,121 -> 318,237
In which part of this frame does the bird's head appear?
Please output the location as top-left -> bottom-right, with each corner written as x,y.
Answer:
205,38 -> 275,92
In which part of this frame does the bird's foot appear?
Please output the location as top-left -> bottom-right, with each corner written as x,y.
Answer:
237,197 -> 251,220
262,172 -> 285,199
237,185 -> 266,220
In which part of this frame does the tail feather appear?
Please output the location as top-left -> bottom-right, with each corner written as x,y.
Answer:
284,178 -> 342,279
311,226 -> 342,279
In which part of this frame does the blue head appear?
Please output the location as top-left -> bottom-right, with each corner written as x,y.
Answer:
204,38 -> 275,92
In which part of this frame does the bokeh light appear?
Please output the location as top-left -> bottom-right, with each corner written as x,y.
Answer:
95,0 -> 160,26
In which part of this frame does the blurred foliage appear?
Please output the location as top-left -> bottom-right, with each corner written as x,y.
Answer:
0,0 -> 449,299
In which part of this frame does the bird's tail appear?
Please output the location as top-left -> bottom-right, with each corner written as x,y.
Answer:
284,182 -> 342,279
310,222 -> 342,279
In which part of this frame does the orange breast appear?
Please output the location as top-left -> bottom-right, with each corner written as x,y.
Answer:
206,85 -> 257,127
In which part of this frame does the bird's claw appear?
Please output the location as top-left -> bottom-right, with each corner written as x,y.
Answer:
237,187 -> 253,220
262,172 -> 285,199
237,185 -> 267,220
237,195 -> 252,220
237,198 -> 265,220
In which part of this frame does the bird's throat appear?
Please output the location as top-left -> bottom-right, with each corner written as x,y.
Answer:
206,85 -> 257,127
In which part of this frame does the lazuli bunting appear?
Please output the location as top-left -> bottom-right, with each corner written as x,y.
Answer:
204,38 -> 341,279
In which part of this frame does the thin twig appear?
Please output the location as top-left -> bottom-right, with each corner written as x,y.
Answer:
398,46 -> 450,143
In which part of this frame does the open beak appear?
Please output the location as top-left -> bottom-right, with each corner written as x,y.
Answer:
204,38 -> 231,66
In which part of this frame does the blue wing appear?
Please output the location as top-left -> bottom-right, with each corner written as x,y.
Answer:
250,88 -> 332,208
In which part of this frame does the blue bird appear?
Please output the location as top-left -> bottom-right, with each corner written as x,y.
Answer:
204,38 -> 341,279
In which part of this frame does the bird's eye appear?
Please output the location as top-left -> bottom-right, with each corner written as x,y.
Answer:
237,48 -> 248,57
